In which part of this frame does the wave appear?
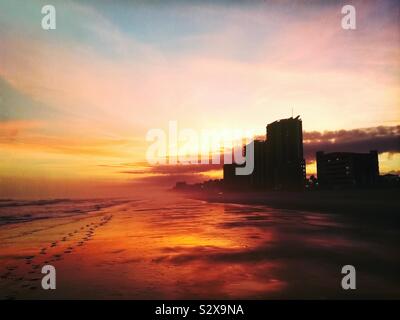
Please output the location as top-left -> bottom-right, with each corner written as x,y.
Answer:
0,198 -> 129,226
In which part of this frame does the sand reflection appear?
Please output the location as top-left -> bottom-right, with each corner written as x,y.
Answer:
0,194 -> 398,299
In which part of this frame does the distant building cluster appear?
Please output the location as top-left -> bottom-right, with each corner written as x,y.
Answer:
175,116 -> 399,192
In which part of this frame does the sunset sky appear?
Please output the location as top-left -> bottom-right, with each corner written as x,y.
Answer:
0,0 -> 399,198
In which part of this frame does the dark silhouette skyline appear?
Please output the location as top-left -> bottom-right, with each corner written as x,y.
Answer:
220,116 -> 395,192
174,117 -> 399,192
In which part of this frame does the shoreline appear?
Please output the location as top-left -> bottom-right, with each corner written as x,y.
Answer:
179,188 -> 400,225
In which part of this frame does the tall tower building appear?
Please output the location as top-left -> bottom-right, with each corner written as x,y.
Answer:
266,116 -> 306,190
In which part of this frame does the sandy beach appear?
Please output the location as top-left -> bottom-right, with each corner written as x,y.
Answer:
1,191 -> 399,299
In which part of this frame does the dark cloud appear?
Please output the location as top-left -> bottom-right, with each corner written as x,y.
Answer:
120,163 -> 222,186
303,125 -> 400,162
304,126 -> 399,141
131,163 -> 222,175
128,172 -> 215,187
255,125 -> 399,163
98,161 -> 222,186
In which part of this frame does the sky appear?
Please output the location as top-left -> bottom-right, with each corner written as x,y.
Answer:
0,0 -> 399,198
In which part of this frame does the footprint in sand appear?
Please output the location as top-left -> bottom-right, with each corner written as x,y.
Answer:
52,254 -> 62,260
0,272 -> 11,279
51,257 -> 62,262
6,266 -> 17,271
64,246 -> 74,253
29,277 -> 40,281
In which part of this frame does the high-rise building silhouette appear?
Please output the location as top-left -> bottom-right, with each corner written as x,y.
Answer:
266,116 -> 306,190
223,116 -> 306,190
249,140 -> 268,188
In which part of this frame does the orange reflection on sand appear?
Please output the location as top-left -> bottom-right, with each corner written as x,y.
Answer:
1,191 -> 399,299
0,196 -> 286,299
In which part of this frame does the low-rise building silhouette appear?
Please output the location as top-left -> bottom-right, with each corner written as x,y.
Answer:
316,150 -> 379,188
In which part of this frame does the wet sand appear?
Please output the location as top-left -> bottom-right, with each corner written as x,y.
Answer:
0,192 -> 399,299
187,188 -> 400,217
